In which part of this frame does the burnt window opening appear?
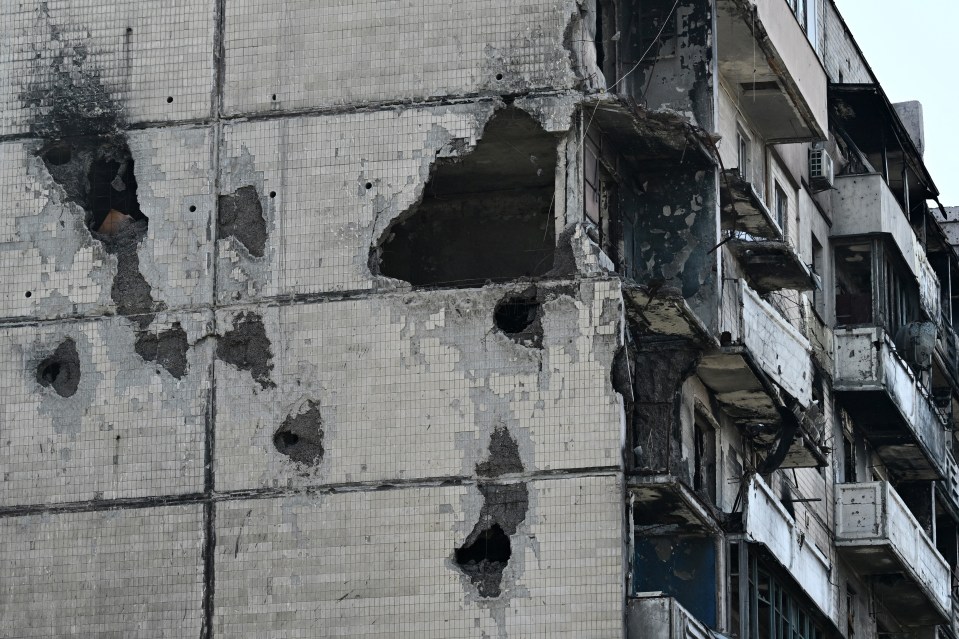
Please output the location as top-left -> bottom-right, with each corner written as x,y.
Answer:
36,338 -> 81,398
373,107 -> 558,288
494,291 -> 543,347
454,524 -> 512,598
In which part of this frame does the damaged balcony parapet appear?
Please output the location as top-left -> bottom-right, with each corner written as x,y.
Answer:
626,594 -> 713,639
719,168 -> 783,240
622,281 -> 716,346
716,0 -> 828,142
699,280 -> 826,468
741,474 -> 835,621
725,238 -> 816,294
835,481 -> 951,626
835,327 -> 948,481
582,96 -> 718,169
627,476 -> 722,536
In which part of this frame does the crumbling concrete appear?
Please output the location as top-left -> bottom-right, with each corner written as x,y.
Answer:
476,427 -> 524,478
134,323 -> 189,379
218,186 -> 267,258
36,338 -> 81,398
216,312 -> 275,389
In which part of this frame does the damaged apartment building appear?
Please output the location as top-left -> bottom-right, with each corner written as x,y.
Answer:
2,0 -> 959,638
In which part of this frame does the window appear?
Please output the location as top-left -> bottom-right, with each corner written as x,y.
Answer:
834,242 -> 873,325
811,235 -> 825,317
732,544 -> 827,639
786,0 -> 808,32
693,415 -> 716,504
737,129 -> 750,181
774,182 -> 787,231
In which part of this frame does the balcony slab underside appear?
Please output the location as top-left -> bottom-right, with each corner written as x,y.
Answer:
717,0 -> 827,141
629,475 -> 720,535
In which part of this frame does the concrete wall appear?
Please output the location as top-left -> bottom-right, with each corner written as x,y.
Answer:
0,1 -> 629,637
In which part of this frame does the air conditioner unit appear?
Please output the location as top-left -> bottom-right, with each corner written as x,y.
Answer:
894,321 -> 936,372
808,148 -> 834,192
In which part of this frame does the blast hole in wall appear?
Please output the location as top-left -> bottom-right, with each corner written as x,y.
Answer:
454,524 -> 512,598
374,107 -> 557,288
36,338 -> 81,398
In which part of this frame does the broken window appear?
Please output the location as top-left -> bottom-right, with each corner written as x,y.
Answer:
774,182 -> 787,232
373,108 -> 558,288
835,242 -> 873,326
733,545 -> 827,639
811,235 -> 825,317
693,414 -> 716,504
583,129 -> 620,259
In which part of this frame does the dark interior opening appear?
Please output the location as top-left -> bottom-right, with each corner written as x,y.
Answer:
39,362 -> 62,385
454,524 -> 512,597
275,431 -> 299,448
87,156 -> 144,233
36,338 -> 81,398
374,107 -> 558,288
494,294 -> 540,335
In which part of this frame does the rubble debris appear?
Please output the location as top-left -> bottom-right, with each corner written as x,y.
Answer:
218,186 -> 268,258
493,290 -> 543,347
476,427 -> 524,477
273,401 -> 325,466
134,323 -> 189,379
216,312 -> 275,389
373,107 -> 558,287
36,338 -> 81,398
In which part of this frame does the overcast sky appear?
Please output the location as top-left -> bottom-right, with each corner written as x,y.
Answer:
836,0 -> 958,205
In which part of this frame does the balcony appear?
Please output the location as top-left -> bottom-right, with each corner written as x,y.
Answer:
717,0 -> 828,142
835,481 -> 951,626
743,474 -> 834,619
626,595 -> 713,639
834,327 -> 948,480
831,173 -> 941,321
698,280 -> 825,467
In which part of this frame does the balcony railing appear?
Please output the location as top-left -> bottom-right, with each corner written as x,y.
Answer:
835,481 -> 951,625
834,327 -> 948,480
717,0 -> 828,141
831,173 -> 941,322
627,595 -> 713,639
743,474 -> 834,619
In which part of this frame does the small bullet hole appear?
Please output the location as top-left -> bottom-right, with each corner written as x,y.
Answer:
189,205 -> 197,212
166,96 -> 173,103
269,191 -> 277,198
24,291 -> 32,298
365,182 -> 373,190
496,73 -> 504,80
116,434 -> 121,440
271,94 -> 277,101
126,27 -> 133,34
